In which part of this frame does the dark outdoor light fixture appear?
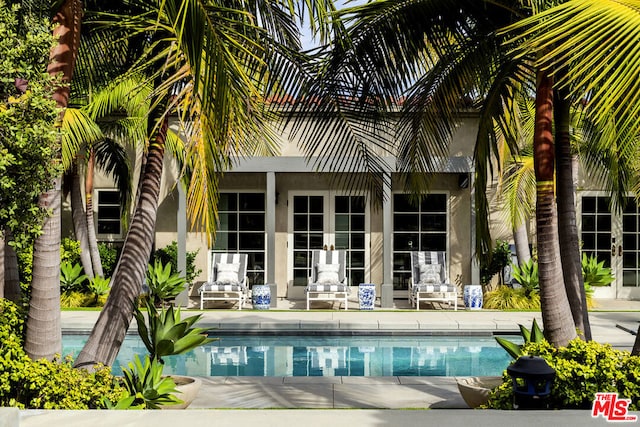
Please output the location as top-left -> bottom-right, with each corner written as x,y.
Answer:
507,355 -> 556,409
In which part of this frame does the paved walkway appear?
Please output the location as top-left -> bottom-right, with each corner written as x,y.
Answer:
13,299 -> 640,426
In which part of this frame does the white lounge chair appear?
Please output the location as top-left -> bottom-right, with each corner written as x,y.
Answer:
409,251 -> 458,310
305,250 -> 350,310
199,252 -> 249,309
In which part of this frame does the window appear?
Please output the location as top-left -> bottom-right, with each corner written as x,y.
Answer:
392,193 -> 448,291
96,190 -> 122,237
213,192 -> 266,285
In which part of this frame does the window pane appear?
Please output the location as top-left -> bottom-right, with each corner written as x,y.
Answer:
393,253 -> 411,271
97,221 -> 120,234
596,234 -> 610,250
309,234 -> 324,248
596,215 -> 611,232
239,233 -> 264,250
294,196 -> 308,213
351,197 -> 365,213
335,215 -> 349,231
421,234 -> 446,251
98,191 -> 120,204
100,206 -> 120,219
582,215 -> 595,232
394,233 -> 418,251
421,194 -> 446,212
623,215 -> 637,233
582,196 -> 596,213
239,193 -> 264,211
394,194 -> 418,212
350,251 -> 365,268
218,213 -> 237,231
309,215 -> 324,231
335,233 -> 349,249
309,196 -> 323,213
239,214 -> 264,231
351,233 -> 365,249
597,197 -> 611,212
218,193 -> 236,211
421,214 -> 446,231
293,234 -> 308,249
294,251 -> 308,268
351,215 -> 365,231
394,214 -> 419,231
293,215 -> 307,231
335,196 -> 349,213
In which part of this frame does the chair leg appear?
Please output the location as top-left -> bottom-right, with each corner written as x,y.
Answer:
200,293 -> 204,310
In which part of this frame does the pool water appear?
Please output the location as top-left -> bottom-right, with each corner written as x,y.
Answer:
62,334 -> 518,377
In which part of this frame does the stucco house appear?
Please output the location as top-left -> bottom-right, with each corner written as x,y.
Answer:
76,109 -> 640,307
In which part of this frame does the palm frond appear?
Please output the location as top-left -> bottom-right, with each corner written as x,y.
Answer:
61,107 -> 104,171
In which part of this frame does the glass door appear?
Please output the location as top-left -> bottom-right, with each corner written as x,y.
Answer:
289,192 -> 368,288
580,194 -> 640,299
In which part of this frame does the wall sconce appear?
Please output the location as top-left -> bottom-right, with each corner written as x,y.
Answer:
458,173 -> 469,189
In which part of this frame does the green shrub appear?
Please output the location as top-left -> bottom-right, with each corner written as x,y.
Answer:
582,253 -> 614,287
60,238 -> 82,266
483,286 -> 540,310
487,339 -> 640,410
60,261 -> 88,293
0,299 -> 122,409
480,240 -> 511,287
152,241 -> 201,286
145,259 -> 186,306
510,259 -> 539,297
98,242 -> 121,278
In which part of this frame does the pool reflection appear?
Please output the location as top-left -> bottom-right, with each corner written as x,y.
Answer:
63,335 -> 516,377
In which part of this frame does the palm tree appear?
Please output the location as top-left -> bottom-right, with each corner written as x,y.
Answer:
74,0 -> 340,369
295,0 -> 582,346
505,0 -> 640,351
25,0 -> 83,361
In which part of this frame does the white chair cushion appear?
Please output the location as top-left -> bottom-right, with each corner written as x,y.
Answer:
316,263 -> 340,284
419,264 -> 441,284
216,262 -> 240,285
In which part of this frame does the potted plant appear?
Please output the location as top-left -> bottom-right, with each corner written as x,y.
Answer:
116,298 -> 215,409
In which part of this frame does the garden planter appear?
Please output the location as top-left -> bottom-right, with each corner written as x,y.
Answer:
162,375 -> 201,409
456,376 -> 503,408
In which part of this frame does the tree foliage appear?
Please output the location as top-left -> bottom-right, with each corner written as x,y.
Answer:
0,1 -> 60,243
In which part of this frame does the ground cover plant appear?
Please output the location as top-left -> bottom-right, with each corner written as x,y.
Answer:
487,335 -> 640,410
0,299 -> 122,409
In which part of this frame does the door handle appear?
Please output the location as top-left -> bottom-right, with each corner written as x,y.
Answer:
612,244 -> 616,257
619,245 -> 623,256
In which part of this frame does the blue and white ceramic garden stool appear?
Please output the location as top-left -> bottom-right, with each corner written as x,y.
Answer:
358,283 -> 376,310
463,285 -> 483,310
252,284 -> 271,310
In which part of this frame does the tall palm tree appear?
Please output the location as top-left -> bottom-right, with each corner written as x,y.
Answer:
74,0 -> 339,369
25,0 -> 83,361
295,0 -> 582,346
507,0 -> 640,351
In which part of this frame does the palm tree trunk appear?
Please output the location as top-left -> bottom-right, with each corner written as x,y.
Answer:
632,326 -> 640,356
85,147 -> 104,277
71,162 -> 94,278
25,0 -> 81,361
554,90 -> 592,341
25,179 -> 63,360
513,222 -> 531,266
4,230 -> 21,303
74,115 -> 168,369
533,70 -> 576,348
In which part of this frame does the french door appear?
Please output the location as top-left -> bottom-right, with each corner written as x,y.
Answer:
289,192 -> 369,287
579,193 -> 640,299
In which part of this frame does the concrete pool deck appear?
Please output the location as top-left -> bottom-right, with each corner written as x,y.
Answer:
12,299 -> 640,426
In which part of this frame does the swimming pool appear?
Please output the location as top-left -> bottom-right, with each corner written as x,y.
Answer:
62,334 -> 518,377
